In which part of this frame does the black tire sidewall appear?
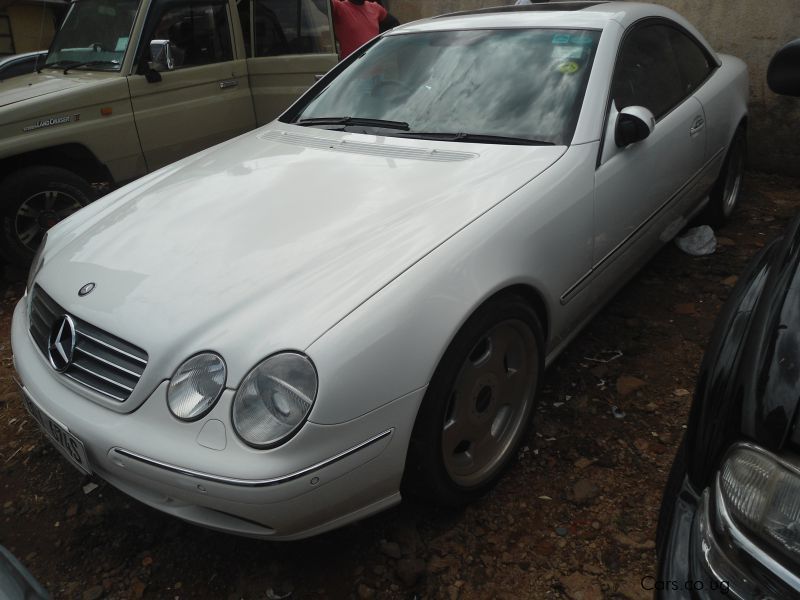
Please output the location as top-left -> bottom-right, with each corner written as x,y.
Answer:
403,295 -> 544,507
0,167 -> 93,266
704,128 -> 746,228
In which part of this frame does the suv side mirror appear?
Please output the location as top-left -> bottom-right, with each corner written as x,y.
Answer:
149,39 -> 175,72
615,106 -> 655,148
768,39 -> 800,97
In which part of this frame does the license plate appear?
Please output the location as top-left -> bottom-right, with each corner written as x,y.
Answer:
21,391 -> 92,475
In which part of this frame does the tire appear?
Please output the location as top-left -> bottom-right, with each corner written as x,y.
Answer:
402,294 -> 544,507
702,127 -> 746,227
0,166 -> 93,267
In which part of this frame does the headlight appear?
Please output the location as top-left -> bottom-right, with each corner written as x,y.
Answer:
167,353 -> 227,421
232,352 -> 317,448
26,232 -> 47,293
719,446 -> 800,563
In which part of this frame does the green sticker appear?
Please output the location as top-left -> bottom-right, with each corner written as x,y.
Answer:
558,61 -> 580,75
570,35 -> 594,45
552,34 -> 571,45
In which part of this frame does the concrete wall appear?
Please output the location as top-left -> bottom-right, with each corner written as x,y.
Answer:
387,1 -> 800,174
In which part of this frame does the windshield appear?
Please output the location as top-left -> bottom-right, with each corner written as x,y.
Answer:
45,0 -> 139,71
286,28 -> 601,145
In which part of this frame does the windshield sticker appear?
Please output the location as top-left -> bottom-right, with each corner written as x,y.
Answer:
570,35 -> 595,45
23,114 -> 80,132
551,45 -> 586,61
557,61 -> 580,75
115,37 -> 129,52
552,33 -> 571,45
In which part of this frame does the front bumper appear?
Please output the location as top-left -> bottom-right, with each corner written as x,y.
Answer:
658,454 -> 800,599
11,299 -> 424,539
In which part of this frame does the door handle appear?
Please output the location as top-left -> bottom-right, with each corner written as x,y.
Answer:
689,117 -> 705,136
219,79 -> 239,89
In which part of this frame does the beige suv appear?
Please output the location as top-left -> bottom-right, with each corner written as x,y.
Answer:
0,0 -> 338,265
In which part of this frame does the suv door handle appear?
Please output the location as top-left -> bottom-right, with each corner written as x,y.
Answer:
219,79 -> 239,89
689,117 -> 705,136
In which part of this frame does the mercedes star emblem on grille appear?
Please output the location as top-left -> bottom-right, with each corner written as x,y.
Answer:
48,315 -> 76,372
78,282 -> 95,296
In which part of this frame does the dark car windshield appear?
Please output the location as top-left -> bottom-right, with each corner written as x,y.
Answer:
45,0 -> 139,71
286,28 -> 601,145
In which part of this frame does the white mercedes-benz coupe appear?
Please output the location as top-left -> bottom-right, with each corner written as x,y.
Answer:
12,2 -> 748,540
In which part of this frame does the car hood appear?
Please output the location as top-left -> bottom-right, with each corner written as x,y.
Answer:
38,122 -> 566,383
0,71 -> 86,108
685,213 -> 800,488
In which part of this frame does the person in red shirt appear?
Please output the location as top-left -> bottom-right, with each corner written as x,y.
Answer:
331,0 -> 390,59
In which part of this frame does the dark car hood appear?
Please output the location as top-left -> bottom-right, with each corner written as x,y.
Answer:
686,214 -> 800,488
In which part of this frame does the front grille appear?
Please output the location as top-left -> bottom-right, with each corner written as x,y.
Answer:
28,285 -> 148,402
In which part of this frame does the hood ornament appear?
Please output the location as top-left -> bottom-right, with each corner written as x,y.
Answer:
48,315 -> 76,372
78,282 -> 95,297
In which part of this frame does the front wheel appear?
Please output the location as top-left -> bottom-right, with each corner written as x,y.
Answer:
0,166 -> 93,266
402,295 -> 543,507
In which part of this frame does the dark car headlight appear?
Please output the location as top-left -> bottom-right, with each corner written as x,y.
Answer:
232,352 -> 317,449
719,446 -> 800,563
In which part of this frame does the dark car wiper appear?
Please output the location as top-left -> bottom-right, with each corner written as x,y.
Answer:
62,60 -> 120,74
295,116 -> 410,131
395,132 -> 556,146
38,60 -> 79,73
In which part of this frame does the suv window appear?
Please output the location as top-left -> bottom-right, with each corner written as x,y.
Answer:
611,23 -> 686,119
668,27 -> 714,94
239,0 -> 333,57
148,0 -> 233,68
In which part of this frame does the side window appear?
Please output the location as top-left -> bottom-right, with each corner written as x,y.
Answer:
668,28 -> 714,94
611,24 -> 685,119
248,0 -> 333,57
148,0 -> 233,69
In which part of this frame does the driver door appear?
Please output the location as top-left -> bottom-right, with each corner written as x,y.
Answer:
592,22 -> 708,290
128,0 -> 257,171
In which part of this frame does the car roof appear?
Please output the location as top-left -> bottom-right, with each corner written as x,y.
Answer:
392,2 -> 696,34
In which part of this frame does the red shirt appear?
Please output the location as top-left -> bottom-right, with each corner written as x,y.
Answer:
332,0 -> 387,59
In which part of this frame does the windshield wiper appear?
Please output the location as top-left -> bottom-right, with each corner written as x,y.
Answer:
62,60 -> 120,74
38,60 -> 79,73
395,132 -> 555,146
295,116 -> 410,131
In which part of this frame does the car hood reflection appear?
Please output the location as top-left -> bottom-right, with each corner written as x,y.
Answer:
40,123 -> 566,373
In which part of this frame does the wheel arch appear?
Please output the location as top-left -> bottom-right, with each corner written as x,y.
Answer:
0,144 -> 114,192
479,283 -> 550,348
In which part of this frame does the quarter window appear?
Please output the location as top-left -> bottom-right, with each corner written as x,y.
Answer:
147,0 -> 233,68
668,28 -> 714,94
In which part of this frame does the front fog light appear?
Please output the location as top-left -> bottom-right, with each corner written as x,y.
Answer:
167,353 -> 227,421
232,352 -> 317,448
720,446 -> 800,561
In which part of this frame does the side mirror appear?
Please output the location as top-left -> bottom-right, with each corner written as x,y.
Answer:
615,106 -> 655,148
149,39 -> 175,72
767,38 -> 800,97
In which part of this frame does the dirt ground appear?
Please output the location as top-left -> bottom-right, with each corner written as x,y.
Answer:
1,172 -> 798,600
